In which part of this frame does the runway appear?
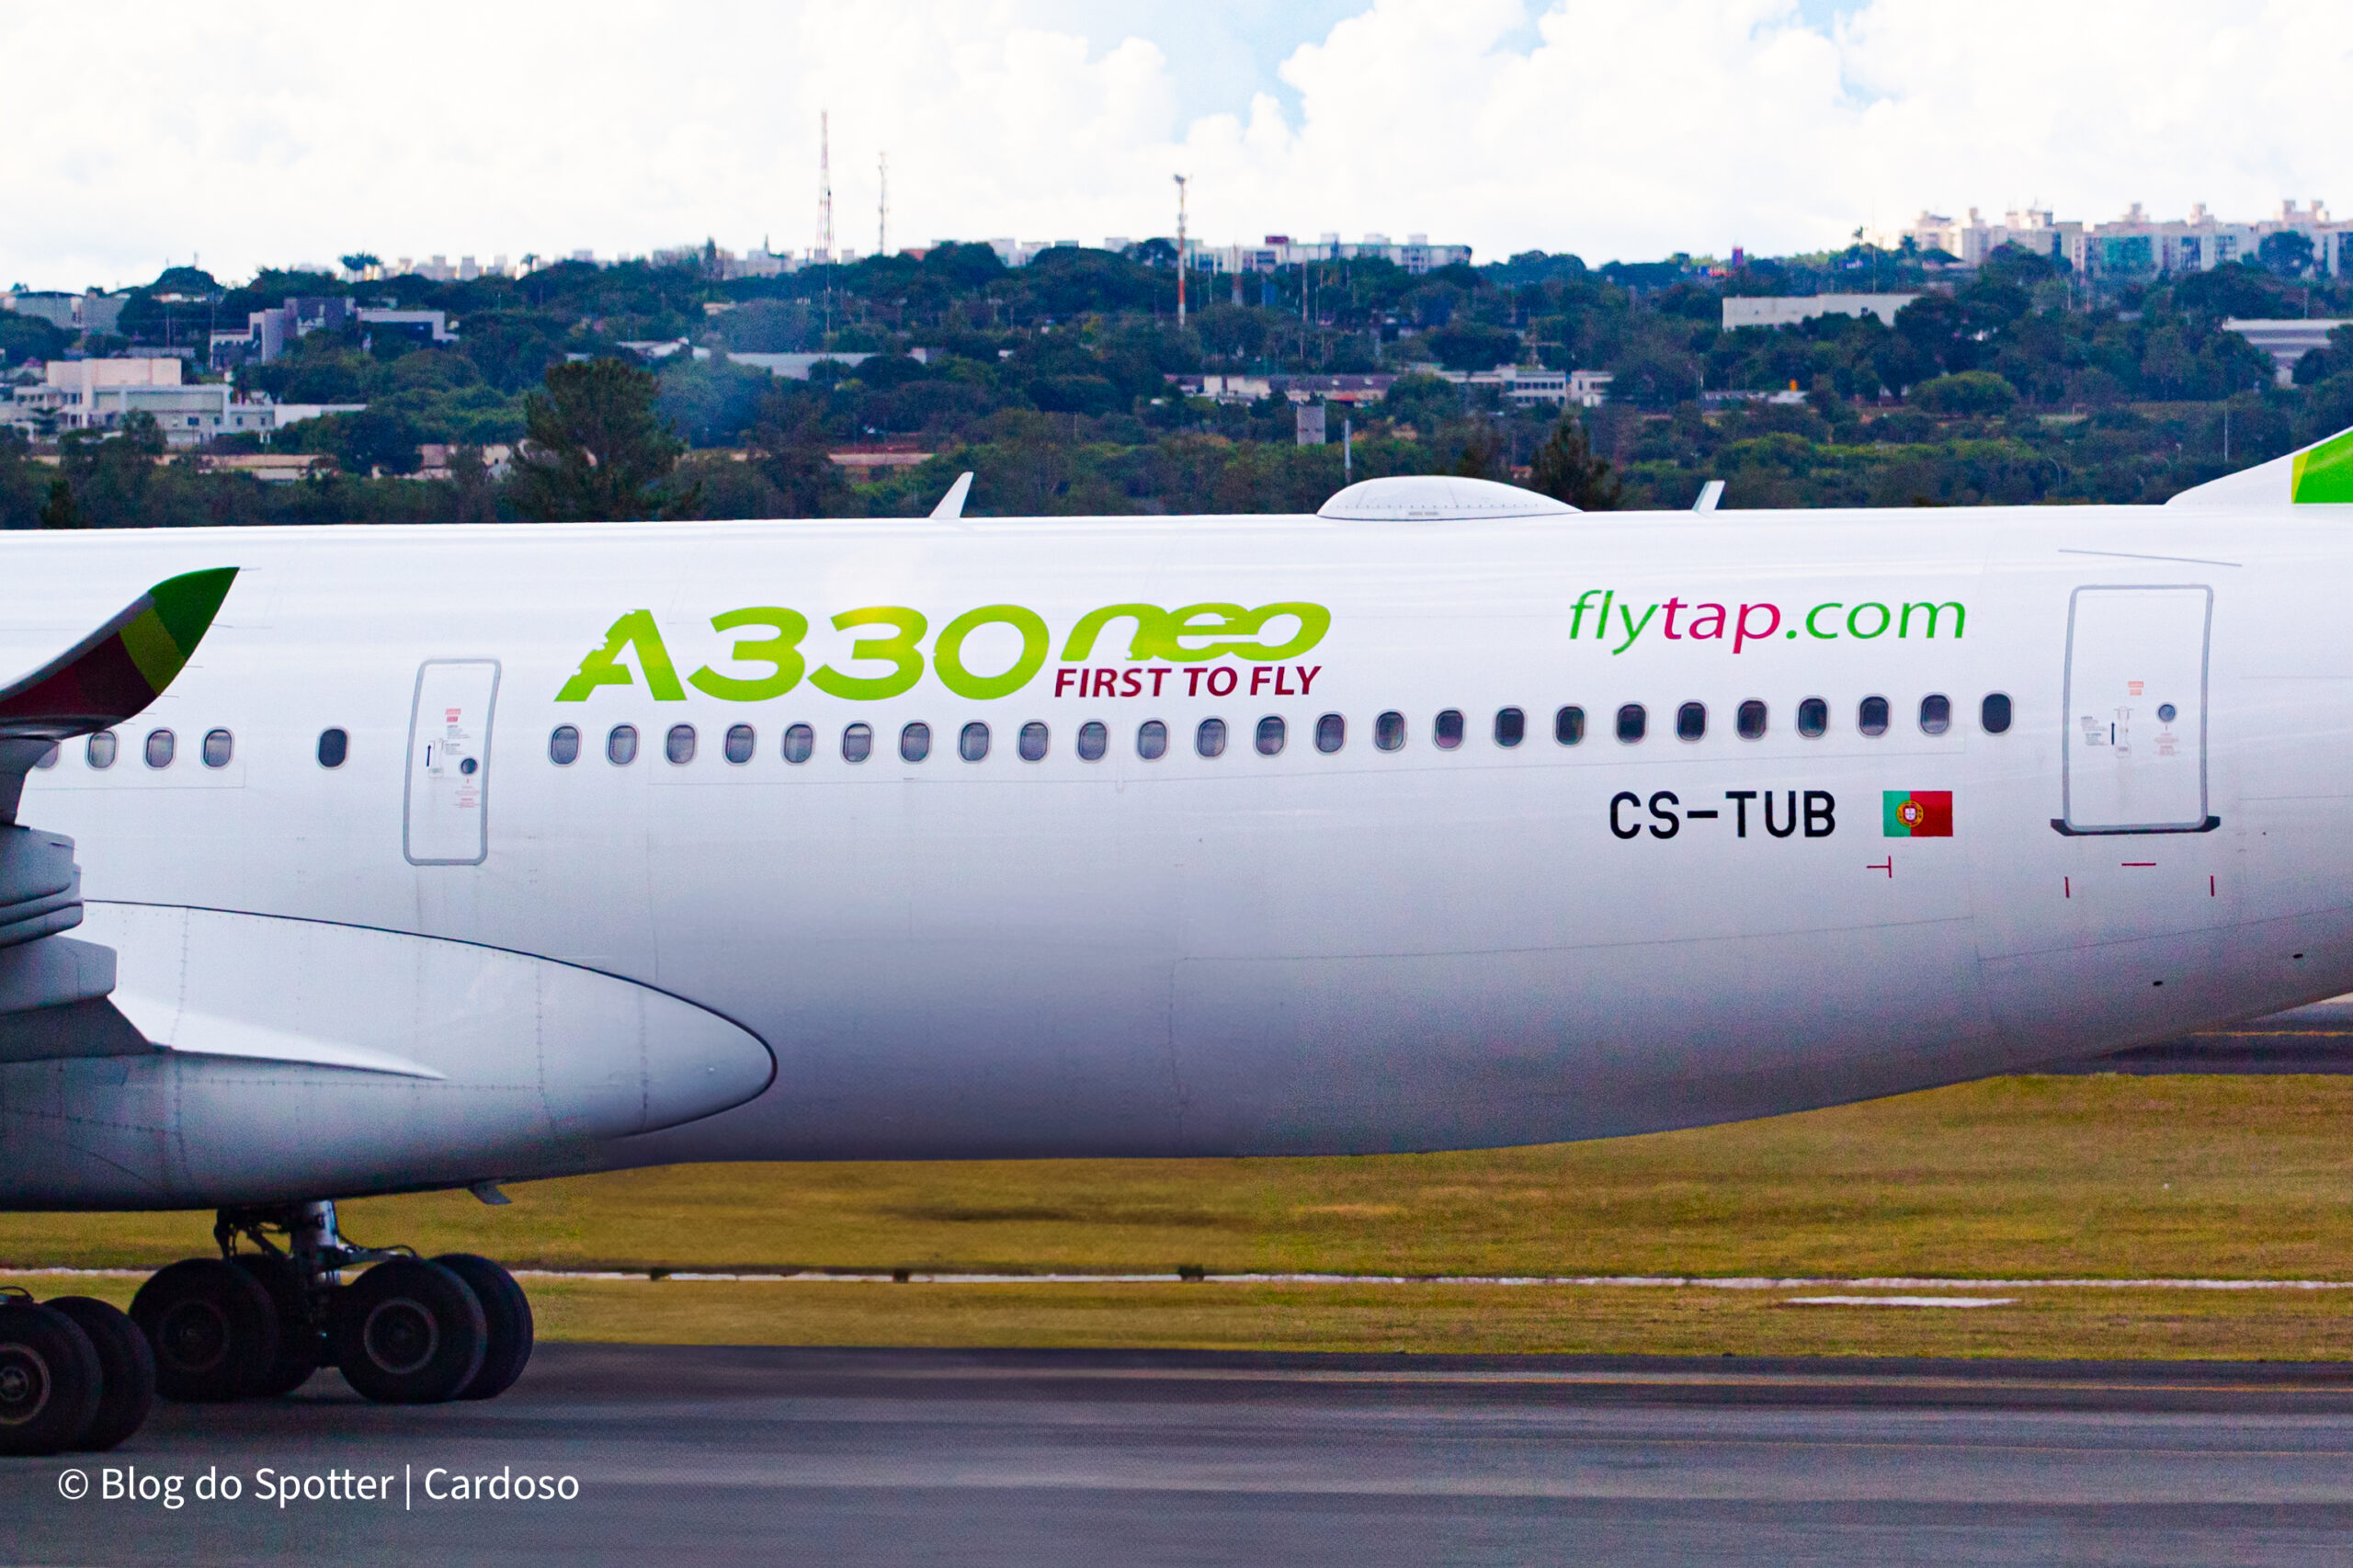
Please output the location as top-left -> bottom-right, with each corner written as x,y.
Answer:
6,1346 -> 2352,1567
2058,994 -> 2353,1073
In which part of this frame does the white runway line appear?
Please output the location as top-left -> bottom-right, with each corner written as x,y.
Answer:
6,1267 -> 2350,1290
1781,1296 -> 2018,1309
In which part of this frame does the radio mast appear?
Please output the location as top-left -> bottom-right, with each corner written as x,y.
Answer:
877,152 -> 889,257
1173,174 -> 1188,329
816,111 -> 835,263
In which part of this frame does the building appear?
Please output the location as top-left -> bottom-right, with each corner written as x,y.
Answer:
1722,294 -> 1921,331
3,289 -> 127,336
2222,318 -> 2351,386
195,454 -> 337,483
723,351 -> 873,380
1185,233 -> 1472,277
1166,373 -> 1398,405
358,309 -> 456,349
1889,199 -> 2353,279
2,358 -> 363,446
416,444 -> 515,480
210,297 -> 358,369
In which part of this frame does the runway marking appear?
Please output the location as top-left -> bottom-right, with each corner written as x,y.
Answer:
8,1267 -> 2353,1291
1782,1296 -> 2018,1308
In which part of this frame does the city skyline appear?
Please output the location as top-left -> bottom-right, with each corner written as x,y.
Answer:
4,0 -> 2350,288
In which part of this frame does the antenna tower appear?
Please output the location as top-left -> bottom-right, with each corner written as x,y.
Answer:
816,110 -> 835,263
878,152 -> 889,257
1173,174 -> 1188,328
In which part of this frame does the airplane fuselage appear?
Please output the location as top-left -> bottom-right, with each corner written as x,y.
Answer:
2,505 -> 2346,1207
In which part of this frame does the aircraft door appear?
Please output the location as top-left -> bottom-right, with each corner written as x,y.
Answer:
404,660 -> 500,865
2059,585 -> 2212,835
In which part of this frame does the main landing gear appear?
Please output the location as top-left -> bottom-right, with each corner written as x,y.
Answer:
2,1201 -> 534,1456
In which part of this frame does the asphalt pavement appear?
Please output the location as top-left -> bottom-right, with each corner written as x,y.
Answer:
5,1346 -> 2352,1567
2054,995 -> 2353,1073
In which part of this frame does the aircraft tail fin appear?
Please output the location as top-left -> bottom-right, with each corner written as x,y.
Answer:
2166,426 -> 2353,508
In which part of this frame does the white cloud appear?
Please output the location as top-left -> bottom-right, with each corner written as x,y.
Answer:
1,0 -> 2348,287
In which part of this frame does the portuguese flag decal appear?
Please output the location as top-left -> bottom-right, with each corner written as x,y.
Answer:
1882,790 -> 1953,837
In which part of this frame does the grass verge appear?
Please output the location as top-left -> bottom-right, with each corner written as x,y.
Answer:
5,1074 -> 2352,1358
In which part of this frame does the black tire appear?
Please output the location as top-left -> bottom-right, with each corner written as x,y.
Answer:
131,1258 -> 280,1403
333,1259 -> 485,1405
0,1302 -> 102,1457
431,1255 -> 534,1402
229,1255 -> 322,1397
45,1298 -> 154,1452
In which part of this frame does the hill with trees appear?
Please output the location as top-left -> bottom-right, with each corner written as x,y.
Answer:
6,235 -> 2353,527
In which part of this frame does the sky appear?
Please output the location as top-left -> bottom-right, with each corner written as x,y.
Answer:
3,0 -> 2348,290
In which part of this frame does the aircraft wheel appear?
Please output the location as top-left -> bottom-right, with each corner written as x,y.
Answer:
131,1259 -> 279,1403
334,1259 -> 485,1405
0,1301 -> 102,1457
44,1298 -> 155,1452
431,1254 -> 534,1401
229,1255 -> 322,1397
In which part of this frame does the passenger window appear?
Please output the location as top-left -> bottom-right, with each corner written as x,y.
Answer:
318,727 -> 350,768
1616,704 -> 1645,744
842,722 -> 872,763
1495,708 -> 1525,747
1256,716 -> 1285,756
145,729 -> 176,768
901,722 -> 929,762
961,722 -> 990,761
607,724 -> 638,766
1137,720 -> 1167,760
1555,706 -> 1585,745
1315,713 -> 1345,753
33,744 -> 58,768
1434,710 -> 1464,749
1798,698 -> 1828,737
86,731 -> 118,769
783,723 -> 814,764
201,729 -> 233,768
1982,692 -> 2013,734
1078,721 -> 1108,761
724,723 -> 756,765
1919,694 -> 1951,735
1197,718 -> 1227,757
1676,702 -> 1705,742
550,726 -> 581,766
1375,711 -> 1405,751
1736,700 -> 1766,740
665,724 -> 697,765
1019,721 -> 1049,762
1859,696 -> 1890,736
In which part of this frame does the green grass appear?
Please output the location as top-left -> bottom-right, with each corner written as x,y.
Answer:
8,1074 -> 2353,1358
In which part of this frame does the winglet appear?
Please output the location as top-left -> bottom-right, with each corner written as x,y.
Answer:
0,568 -> 239,740
929,472 -> 973,519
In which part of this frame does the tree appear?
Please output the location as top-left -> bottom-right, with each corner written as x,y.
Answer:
507,358 -> 697,521
2259,232 -> 2315,279
1528,412 -> 1620,509
339,253 -> 381,273
745,389 -> 849,517
1451,422 -> 1506,480
1913,370 -> 2018,415
38,476 -> 77,529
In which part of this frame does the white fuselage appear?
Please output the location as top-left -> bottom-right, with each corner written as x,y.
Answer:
2,506 -> 2347,1207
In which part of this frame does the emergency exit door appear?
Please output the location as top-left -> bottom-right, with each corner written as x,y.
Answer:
2058,586 -> 2212,835
404,660 -> 500,865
